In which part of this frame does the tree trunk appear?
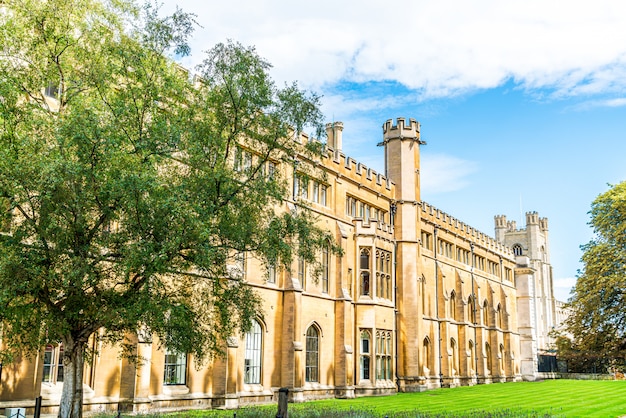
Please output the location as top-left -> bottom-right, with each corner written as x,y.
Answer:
58,338 -> 85,418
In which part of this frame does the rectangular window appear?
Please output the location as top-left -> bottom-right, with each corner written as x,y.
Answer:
298,256 -> 306,288
42,344 -> 64,384
267,263 -> 276,284
234,147 -> 243,172
243,151 -> 252,172
236,252 -> 247,279
421,231 -> 432,250
267,161 -> 276,179
300,177 -> 308,200
321,245 -> 329,293
164,349 -> 187,385
360,331 -> 371,381
312,181 -> 319,203
293,175 -> 299,199
44,82 -> 60,98
320,185 -> 327,206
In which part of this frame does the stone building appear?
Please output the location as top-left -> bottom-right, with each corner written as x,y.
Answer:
495,213 -> 560,377
1,117 -> 554,414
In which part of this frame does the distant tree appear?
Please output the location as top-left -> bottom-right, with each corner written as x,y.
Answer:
0,1 -> 336,417
560,181 -> 626,372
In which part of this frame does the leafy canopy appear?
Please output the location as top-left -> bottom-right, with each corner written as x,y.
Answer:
0,0 -> 334,369
560,181 -> 626,370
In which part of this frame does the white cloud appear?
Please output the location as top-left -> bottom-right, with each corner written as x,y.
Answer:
554,277 -> 577,301
420,154 -> 478,194
568,97 -> 626,111
163,0 -> 626,100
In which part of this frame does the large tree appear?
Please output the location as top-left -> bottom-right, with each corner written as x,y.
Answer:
561,181 -> 626,371
0,1 -> 335,417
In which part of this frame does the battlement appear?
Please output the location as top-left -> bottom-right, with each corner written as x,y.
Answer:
526,211 -> 539,225
382,117 -> 422,142
494,215 -> 518,232
422,202 -> 514,257
325,121 -> 344,151
319,123 -> 394,193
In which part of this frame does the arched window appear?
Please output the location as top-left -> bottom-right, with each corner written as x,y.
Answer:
386,253 -> 392,300
467,295 -> 476,324
449,291 -> 457,321
423,337 -> 432,375
385,332 -> 393,380
360,248 -> 371,296
469,340 -> 476,375
512,244 -> 523,256
305,326 -> 319,382
375,249 -> 392,299
496,303 -> 503,329
375,330 -> 392,380
482,300 -> 489,325
360,330 -> 371,381
244,320 -> 263,384
450,338 -> 459,376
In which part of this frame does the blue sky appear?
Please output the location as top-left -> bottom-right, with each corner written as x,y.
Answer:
161,0 -> 626,301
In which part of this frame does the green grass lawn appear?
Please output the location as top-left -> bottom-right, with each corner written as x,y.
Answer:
174,380 -> 626,417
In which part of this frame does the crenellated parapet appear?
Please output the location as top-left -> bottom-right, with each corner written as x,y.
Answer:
526,211 -> 539,225
291,123 -> 394,194
324,146 -> 394,192
422,202 -> 514,257
379,117 -> 426,145
493,212 -> 548,235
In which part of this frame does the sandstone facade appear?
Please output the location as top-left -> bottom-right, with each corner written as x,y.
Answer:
0,117 -> 558,414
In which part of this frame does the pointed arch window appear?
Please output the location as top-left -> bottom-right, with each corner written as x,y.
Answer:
485,342 -> 492,375
468,295 -> 476,324
450,338 -> 459,376
423,337 -> 433,375
305,326 -> 319,382
482,300 -> 489,325
469,340 -> 476,375
512,244 -> 523,256
449,290 -> 457,321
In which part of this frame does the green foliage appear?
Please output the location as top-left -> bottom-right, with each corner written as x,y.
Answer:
558,182 -> 626,370
0,0 -> 334,416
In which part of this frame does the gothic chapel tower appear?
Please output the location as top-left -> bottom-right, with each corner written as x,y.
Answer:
382,118 -> 425,391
